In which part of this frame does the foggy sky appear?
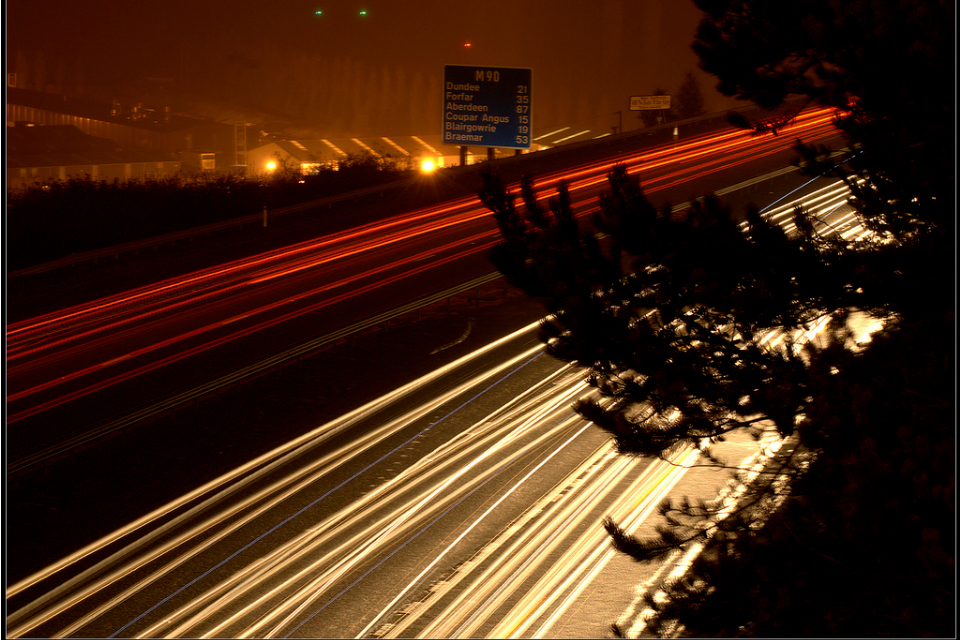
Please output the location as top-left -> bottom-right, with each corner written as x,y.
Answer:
6,1 -> 737,136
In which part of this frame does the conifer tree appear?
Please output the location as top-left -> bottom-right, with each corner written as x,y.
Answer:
480,0 -> 954,635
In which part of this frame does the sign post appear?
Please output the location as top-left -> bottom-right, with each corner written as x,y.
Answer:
443,65 -> 532,152
630,95 -> 672,127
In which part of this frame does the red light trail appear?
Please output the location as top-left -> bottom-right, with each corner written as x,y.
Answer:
6,108 -> 841,429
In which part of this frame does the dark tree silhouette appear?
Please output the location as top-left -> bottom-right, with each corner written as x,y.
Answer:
479,0 -> 954,635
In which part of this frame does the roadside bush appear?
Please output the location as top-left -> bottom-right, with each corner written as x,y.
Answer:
6,154 -> 410,270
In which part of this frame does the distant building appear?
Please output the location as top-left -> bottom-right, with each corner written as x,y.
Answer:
246,135 -> 498,176
6,123 -> 180,188
5,88 -> 247,176
7,88 -> 564,185
179,150 -> 218,173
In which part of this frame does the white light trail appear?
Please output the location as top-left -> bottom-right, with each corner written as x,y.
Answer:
354,416 -> 594,638
9,322 -> 546,638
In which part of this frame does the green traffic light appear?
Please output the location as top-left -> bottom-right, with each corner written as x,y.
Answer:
314,8 -> 369,18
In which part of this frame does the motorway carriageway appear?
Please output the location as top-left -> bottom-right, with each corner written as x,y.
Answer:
6,178 -> 867,638
5,107 -> 843,453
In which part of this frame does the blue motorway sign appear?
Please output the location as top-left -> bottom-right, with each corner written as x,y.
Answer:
443,65 -> 532,149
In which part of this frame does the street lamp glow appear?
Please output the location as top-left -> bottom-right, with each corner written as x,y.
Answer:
420,158 -> 436,174
265,160 -> 277,172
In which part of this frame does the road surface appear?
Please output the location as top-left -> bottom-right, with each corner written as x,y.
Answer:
6,170 -> 866,638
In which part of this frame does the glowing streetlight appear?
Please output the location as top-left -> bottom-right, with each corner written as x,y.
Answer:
420,158 -> 437,174
265,160 -> 277,172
